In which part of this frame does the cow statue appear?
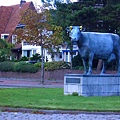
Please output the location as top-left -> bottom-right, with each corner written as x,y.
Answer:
66,26 -> 120,75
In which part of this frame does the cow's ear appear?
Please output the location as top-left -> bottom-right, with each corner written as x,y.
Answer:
79,26 -> 82,31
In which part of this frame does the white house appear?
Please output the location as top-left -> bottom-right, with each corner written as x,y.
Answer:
0,0 -> 78,62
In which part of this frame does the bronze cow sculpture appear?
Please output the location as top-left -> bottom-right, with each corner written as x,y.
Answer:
66,26 -> 120,75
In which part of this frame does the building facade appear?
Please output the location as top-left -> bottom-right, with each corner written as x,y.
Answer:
0,0 -> 78,62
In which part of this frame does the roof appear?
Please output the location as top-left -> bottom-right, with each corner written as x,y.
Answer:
0,1 -> 35,42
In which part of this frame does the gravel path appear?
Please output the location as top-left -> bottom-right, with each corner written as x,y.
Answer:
0,111 -> 120,120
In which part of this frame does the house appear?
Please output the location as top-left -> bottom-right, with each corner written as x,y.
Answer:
0,0 -> 35,60
0,0 -> 77,62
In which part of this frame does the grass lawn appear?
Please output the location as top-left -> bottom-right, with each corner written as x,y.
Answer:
0,88 -> 120,112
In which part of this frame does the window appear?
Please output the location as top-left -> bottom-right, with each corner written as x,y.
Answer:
59,52 -> 62,58
66,52 -> 68,62
23,50 -> 31,57
33,50 -> 36,55
23,41 -> 30,46
1,34 -> 9,40
12,35 -> 17,44
27,50 -> 30,57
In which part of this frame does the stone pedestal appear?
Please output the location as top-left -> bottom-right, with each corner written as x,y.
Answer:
64,74 -> 120,96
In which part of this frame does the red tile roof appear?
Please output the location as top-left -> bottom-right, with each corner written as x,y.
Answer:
0,6 -> 13,35
0,2 -> 35,42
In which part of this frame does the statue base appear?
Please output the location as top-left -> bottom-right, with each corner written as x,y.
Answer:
64,74 -> 120,96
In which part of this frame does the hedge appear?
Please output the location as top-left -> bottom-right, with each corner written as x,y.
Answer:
0,61 -> 14,72
0,61 -> 70,73
0,61 -> 39,73
44,61 -> 70,71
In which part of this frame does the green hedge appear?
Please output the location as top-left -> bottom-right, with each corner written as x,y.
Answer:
14,62 -> 39,73
0,61 -> 39,73
44,61 -> 70,71
34,61 -> 70,70
0,61 -> 70,72
0,62 -> 14,72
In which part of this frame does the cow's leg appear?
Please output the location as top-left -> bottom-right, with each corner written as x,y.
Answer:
87,53 -> 94,75
100,60 -> 107,74
113,52 -> 120,75
116,53 -> 120,75
117,59 -> 120,75
82,58 -> 87,74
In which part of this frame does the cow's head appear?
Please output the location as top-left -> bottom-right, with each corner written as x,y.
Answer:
66,26 -> 82,44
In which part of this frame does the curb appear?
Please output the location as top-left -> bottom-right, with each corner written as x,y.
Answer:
1,107 -> 120,115
0,84 -> 63,88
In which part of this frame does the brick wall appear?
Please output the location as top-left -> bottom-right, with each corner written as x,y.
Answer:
0,70 -> 116,80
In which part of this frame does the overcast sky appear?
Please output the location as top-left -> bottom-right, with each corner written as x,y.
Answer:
0,0 -> 42,6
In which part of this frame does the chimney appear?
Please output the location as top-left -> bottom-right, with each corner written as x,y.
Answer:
20,0 -> 26,7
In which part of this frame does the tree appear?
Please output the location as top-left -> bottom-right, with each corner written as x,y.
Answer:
0,39 -> 13,62
50,1 -> 120,70
98,3 -> 120,34
50,2 -> 99,69
14,6 -> 63,84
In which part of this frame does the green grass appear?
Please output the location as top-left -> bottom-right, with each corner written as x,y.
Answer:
0,88 -> 120,112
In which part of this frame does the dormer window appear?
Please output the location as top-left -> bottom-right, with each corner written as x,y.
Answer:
1,34 -> 9,40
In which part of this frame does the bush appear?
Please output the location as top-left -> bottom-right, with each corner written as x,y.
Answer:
20,56 -> 29,61
14,61 -> 39,73
30,53 -> 42,62
44,61 -> 70,71
34,62 -> 41,68
72,54 -> 98,70
72,92 -> 78,96
0,61 -> 70,73
0,56 -> 5,62
72,54 -> 83,69
0,61 -> 14,71
34,61 -> 70,71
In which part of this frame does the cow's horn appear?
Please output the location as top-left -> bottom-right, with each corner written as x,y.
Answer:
70,26 -> 72,31
80,26 -> 82,31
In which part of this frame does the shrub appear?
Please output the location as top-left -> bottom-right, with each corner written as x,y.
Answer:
20,56 -> 29,61
72,54 -> 83,69
0,61 -> 14,71
72,54 -> 98,69
44,61 -> 70,71
34,62 -> 41,68
0,56 -> 5,62
0,61 -> 39,73
72,92 -> 78,96
30,53 -> 42,62
14,61 -> 39,73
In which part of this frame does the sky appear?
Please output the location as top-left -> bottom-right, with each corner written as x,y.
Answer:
0,0 -> 42,6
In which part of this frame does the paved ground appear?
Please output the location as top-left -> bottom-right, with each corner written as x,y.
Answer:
0,77 -> 120,120
0,78 -> 63,88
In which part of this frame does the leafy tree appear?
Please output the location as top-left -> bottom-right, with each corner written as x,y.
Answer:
50,2 -> 99,69
98,3 -> 120,34
50,1 -> 120,70
14,6 -> 63,84
0,39 -> 13,62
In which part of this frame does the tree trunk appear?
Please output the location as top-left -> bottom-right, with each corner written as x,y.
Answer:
41,44 -> 44,84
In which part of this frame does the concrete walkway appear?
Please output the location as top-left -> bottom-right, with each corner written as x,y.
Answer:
0,78 -> 63,88
0,77 -> 120,120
